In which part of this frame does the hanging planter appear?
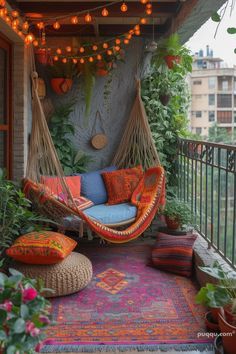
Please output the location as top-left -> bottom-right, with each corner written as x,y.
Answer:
159,94 -> 170,106
164,55 -> 181,69
50,78 -> 73,95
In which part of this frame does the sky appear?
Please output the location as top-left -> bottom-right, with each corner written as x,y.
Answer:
186,2 -> 236,66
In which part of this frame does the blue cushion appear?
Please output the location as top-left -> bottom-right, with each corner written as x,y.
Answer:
84,203 -> 137,225
79,166 -> 117,205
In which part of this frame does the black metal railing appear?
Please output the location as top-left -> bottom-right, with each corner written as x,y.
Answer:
178,138 -> 236,269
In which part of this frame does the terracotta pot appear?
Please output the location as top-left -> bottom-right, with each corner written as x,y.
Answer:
205,311 -> 220,332
224,303 -> 236,325
35,49 -> 49,65
164,55 -> 181,69
50,78 -> 73,95
159,94 -> 170,106
210,307 -> 221,323
218,312 -> 236,354
165,216 -> 180,230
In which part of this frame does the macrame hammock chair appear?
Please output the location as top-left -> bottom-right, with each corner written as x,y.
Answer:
24,47 -> 165,244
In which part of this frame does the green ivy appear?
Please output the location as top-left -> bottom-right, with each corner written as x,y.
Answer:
49,102 -> 93,175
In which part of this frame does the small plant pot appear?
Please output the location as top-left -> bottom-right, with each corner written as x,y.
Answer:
218,313 -> 236,354
214,334 -> 224,354
210,307 -> 221,323
50,78 -> 73,95
159,94 -> 170,106
165,216 -> 180,230
205,311 -> 220,332
164,55 -> 181,69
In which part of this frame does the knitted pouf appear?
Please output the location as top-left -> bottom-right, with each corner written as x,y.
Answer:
13,252 -> 93,297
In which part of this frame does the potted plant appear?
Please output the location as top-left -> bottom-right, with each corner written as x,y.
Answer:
162,198 -> 192,230
158,71 -> 171,106
48,61 -> 78,95
0,268 -> 52,353
218,306 -> 236,354
153,33 -> 192,71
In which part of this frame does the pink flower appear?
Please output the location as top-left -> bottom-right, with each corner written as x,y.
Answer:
39,315 -> 50,324
23,288 -> 38,302
31,327 -> 40,337
25,321 -> 40,337
35,342 -> 43,352
3,300 -> 13,312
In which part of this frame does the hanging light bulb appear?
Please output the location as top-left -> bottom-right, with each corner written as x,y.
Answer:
33,39 -> 39,47
0,9 -> 4,17
0,0 -> 6,7
71,15 -> 79,24
84,13 -> 92,23
115,38 -> 121,45
126,33 -> 132,40
79,46 -> 85,53
92,45 -> 98,51
120,2 -> 128,12
72,58 -> 78,64
89,56 -> 94,62
134,25 -> 140,31
5,16 -> 11,24
97,54 -> 102,61
80,58 -> 85,64
107,49 -> 112,55
37,21 -> 44,30
53,21 -> 60,30
124,38 -> 129,45
115,46 -> 120,52
103,42 -> 108,49
18,31 -> 23,37
140,17 -> 147,24
62,58 -> 67,63
102,7 -> 109,17
12,10 -> 19,18
53,55 -> 59,61
146,8 -> 152,15
66,46 -> 72,53
135,29 -> 141,36
56,48 -> 62,55
12,19 -> 19,28
24,33 -> 34,45
140,0 -> 148,3
22,21 -> 29,31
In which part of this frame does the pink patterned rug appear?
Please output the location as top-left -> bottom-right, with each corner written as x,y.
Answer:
42,239 -> 212,352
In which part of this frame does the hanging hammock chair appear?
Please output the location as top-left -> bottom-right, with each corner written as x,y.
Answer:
24,47 -> 165,243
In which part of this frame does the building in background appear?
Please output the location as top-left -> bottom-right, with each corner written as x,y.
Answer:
189,45 -> 236,138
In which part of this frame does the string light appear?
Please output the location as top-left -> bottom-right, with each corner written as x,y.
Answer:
115,38 -> 121,45
71,15 -> 79,24
135,29 -> 141,35
126,33 -> 132,40
0,0 -> 6,7
124,38 -> 129,44
103,42 -> 108,49
140,17 -> 147,24
37,21 -> 44,30
134,25 -> 140,31
56,48 -> 62,55
146,3 -> 152,8
33,39 -> 39,47
121,2 -> 128,12
0,9 -> 4,17
62,58 -> 67,63
5,16 -> 11,24
22,21 -> 29,31
12,19 -> 19,28
146,8 -> 152,15
66,46 -> 72,52
24,33 -> 34,44
107,49 -> 113,55
84,13 -> 92,23
79,47 -> 85,53
53,55 -> 59,61
115,46 -> 120,51
140,0 -> 148,3
80,58 -> 85,64
97,54 -> 102,60
102,8 -> 109,17
72,58 -> 78,64
129,29 -> 134,34
89,56 -> 94,62
53,21 -> 61,30
12,10 -> 19,17
92,45 -> 98,51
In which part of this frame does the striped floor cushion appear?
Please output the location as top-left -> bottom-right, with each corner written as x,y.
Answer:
151,232 -> 197,277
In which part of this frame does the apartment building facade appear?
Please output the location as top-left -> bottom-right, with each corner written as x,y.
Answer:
190,48 -> 236,137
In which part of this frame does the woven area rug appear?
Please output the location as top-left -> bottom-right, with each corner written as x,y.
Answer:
42,239 -> 212,352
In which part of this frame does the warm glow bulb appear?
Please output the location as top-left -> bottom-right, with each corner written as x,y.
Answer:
92,45 -> 98,51
12,10 -> 19,18
115,46 -> 120,52
134,25 -> 140,31
140,0 -> 148,3
56,48 -> 62,55
37,21 -> 44,30
54,55 -> 59,61
33,39 -> 39,47
135,30 -> 141,36
0,9 -> 4,17
80,58 -> 85,64
124,39 -> 129,45
121,2 -> 128,12
146,3 -> 152,8
0,0 -> 6,7
53,21 -> 60,30
126,34 -> 132,40
140,17 -> 147,24
62,58 -> 67,63
24,33 -> 34,44
72,58 -> 78,64
146,8 -> 152,15
12,19 -> 19,28
107,49 -> 112,55
89,56 -> 94,62
97,54 -> 102,60
79,47 -> 85,53
66,46 -> 72,52
18,31 -> 22,36
5,16 -> 11,23
115,38 -> 121,45
102,7 -> 109,17
103,42 -> 108,49
85,13 -> 92,23
22,21 -> 29,31
71,16 -> 79,24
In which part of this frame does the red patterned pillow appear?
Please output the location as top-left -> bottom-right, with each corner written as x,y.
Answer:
151,233 -> 197,277
102,166 -> 143,205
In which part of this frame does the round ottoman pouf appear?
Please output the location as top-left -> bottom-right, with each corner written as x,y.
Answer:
13,252 -> 93,297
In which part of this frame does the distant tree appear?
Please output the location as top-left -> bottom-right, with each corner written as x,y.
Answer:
208,123 -> 234,144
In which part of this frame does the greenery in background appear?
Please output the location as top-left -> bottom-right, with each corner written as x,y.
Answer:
49,102 -> 92,174
208,123 -> 235,144
48,61 -> 78,79
163,198 -> 193,227
142,35 -> 192,193
0,169 -> 49,257
0,268 -> 52,353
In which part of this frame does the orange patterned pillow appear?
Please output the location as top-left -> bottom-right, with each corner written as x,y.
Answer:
102,165 -> 143,205
40,176 -> 81,199
6,231 -> 77,264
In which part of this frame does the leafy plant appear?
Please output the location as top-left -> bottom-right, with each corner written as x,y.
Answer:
0,170 -> 50,257
162,198 -> 193,227
196,283 -> 231,308
0,268 -> 52,353
48,61 -> 78,79
49,102 -> 93,174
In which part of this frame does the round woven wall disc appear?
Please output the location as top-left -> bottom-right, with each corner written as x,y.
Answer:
91,133 -> 108,149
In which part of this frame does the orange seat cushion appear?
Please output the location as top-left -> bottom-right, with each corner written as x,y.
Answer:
40,176 -> 81,199
6,231 -> 77,265
102,166 -> 143,205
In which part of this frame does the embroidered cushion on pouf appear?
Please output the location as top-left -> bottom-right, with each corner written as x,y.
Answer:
78,166 -> 117,205
102,165 -> 143,205
151,232 -> 197,277
6,231 -> 77,265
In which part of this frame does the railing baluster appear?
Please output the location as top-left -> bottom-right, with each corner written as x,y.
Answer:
210,147 -> 214,246
217,148 -> 221,251
224,150 -> 229,257
205,146 -> 208,242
